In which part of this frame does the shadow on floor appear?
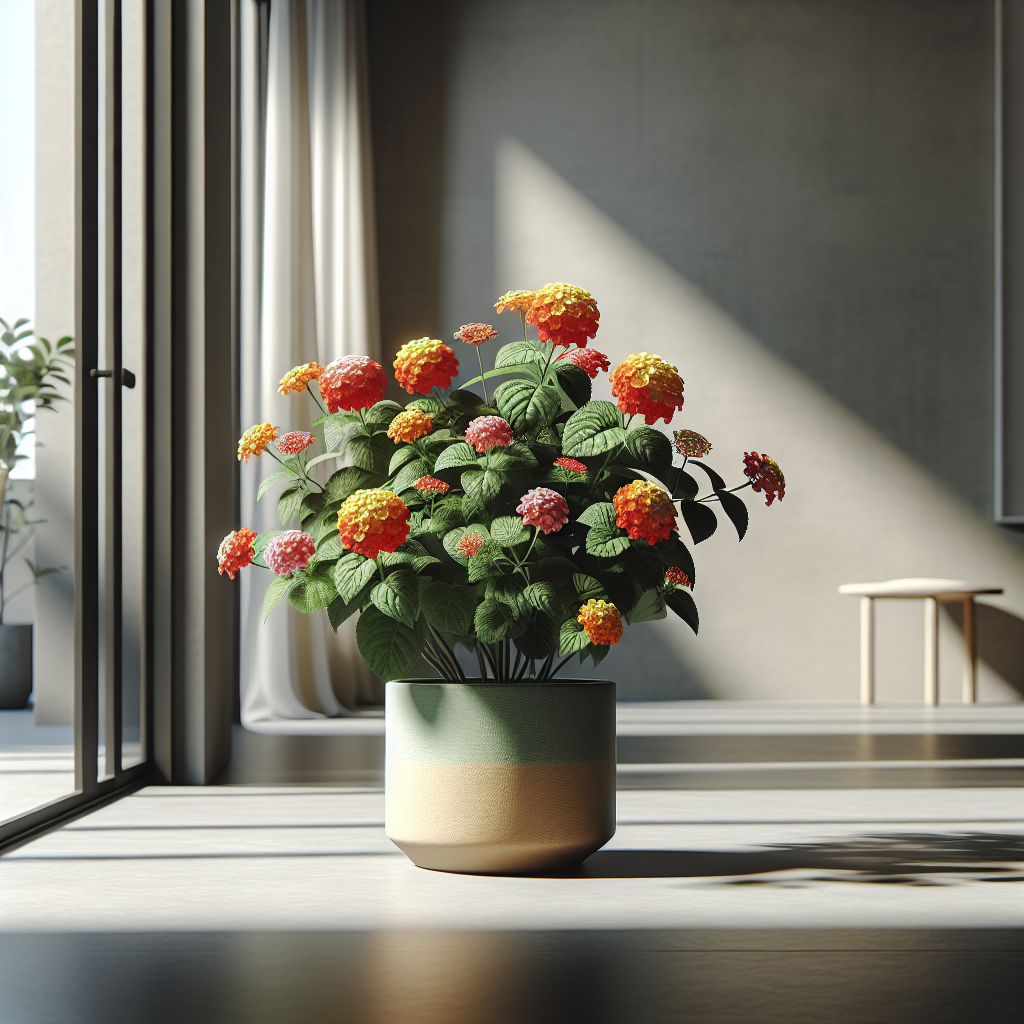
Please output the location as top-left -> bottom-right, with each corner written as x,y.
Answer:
562,832 -> 1024,884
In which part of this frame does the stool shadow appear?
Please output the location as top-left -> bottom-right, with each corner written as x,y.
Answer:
944,602 -> 1024,698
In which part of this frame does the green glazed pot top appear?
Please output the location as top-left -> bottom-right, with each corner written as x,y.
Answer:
386,680 -> 615,765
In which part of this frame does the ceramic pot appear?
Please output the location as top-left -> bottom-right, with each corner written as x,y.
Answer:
0,623 -> 33,709
385,679 -> 616,875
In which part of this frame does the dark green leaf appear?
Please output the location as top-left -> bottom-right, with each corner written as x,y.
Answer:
348,433 -> 393,476
363,400 -> 404,428
309,532 -> 344,567
666,588 -> 700,635
287,564 -> 337,613
689,461 -> 727,492
494,379 -> 562,434
514,611 -> 559,660
490,515 -> 530,548
559,618 -> 590,656
433,442 -> 479,473
356,606 -> 421,681
334,552 -> 378,603
262,575 -> 292,622
577,502 -> 616,529
324,413 -> 356,450
533,556 -> 578,584
523,582 -> 560,616
622,544 -> 664,591
494,341 -> 545,370
487,575 -> 526,616
624,426 -> 673,484
680,500 -> 718,544
562,401 -> 625,457
323,466 -> 379,505
327,593 -> 361,630
656,535 -> 696,585
668,466 -> 700,501
715,489 -> 749,541
467,540 -> 504,583
370,567 -> 419,627
428,496 -> 465,533
626,589 -> 667,624
474,598 -> 510,643
552,362 -> 592,408
487,443 -> 537,471
462,467 -> 502,507
393,458 -> 432,494
421,581 -> 477,635
388,445 -> 421,476
573,573 -> 604,601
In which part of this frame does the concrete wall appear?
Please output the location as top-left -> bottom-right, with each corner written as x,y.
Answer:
369,0 -> 1024,701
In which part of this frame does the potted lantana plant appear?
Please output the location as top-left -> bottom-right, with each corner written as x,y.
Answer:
219,283 -> 784,874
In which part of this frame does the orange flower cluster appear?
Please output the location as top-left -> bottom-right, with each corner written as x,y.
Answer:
319,356 -> 388,413
742,452 -> 786,506
494,290 -> 535,315
394,338 -> 460,395
336,489 -> 411,559
238,423 -> 279,462
217,527 -> 257,580
664,566 -> 692,589
554,457 -> 587,475
413,476 -> 450,495
454,323 -> 498,346
277,431 -> 315,455
612,480 -> 677,545
387,408 -> 434,444
278,362 -> 324,396
577,599 -> 623,646
555,347 -> 610,379
609,353 -> 684,425
526,283 -> 600,348
456,533 -> 485,558
672,430 -> 711,458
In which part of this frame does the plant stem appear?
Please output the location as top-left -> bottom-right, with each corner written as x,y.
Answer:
475,347 -> 489,406
520,311 -> 528,344
549,654 -> 575,679
309,384 -> 328,417
476,645 -> 488,681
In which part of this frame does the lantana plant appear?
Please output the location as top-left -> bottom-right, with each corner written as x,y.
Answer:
219,283 -> 784,684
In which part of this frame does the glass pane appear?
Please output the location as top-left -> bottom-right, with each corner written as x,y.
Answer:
0,0 -> 80,819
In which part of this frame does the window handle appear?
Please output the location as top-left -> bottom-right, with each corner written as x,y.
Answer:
90,368 -> 136,388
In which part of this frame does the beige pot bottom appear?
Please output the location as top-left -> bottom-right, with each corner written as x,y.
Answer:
390,837 -> 605,875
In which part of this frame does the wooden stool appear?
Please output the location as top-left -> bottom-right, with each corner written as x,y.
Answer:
838,578 -> 1003,705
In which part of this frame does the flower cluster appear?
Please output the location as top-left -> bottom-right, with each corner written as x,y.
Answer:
238,423 -> 279,462
577,600 -> 623,646
665,567 -> 692,589
610,353 -> 684,424
612,480 -> 677,545
525,282 -> 600,348
742,452 -> 785,506
465,415 -> 513,453
336,488 -> 411,559
264,531 -> 316,577
555,347 -> 610,379
672,430 -> 711,458
454,323 -> 498,346
217,528 -> 257,580
319,356 -> 388,413
278,362 -> 324,396
413,475 -> 450,495
393,338 -> 459,395
457,533 -> 485,558
554,457 -> 587,475
517,487 -> 570,534
387,408 -> 434,444
494,290 -> 535,315
277,431 -> 316,455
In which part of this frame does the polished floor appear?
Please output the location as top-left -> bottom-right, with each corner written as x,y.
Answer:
1,702 -> 1022,1023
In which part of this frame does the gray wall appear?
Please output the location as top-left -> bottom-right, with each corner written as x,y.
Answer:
369,0 -> 1024,701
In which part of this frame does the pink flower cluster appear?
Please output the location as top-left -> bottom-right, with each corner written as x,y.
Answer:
555,348 -> 610,379
277,431 -> 316,455
264,530 -> 316,577
516,487 -> 570,534
465,415 -> 514,453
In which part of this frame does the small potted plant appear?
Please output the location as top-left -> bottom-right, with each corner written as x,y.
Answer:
218,284 -> 784,873
0,318 -> 74,710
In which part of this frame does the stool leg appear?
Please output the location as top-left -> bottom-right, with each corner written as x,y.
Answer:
962,597 -> 977,704
860,597 -> 875,705
924,597 -> 939,706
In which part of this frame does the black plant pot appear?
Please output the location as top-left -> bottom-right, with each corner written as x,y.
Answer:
0,624 -> 33,709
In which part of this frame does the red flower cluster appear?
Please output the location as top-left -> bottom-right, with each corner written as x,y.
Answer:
612,480 -> 677,545
264,531 -> 316,577
554,457 -> 587,475
277,431 -> 316,455
217,528 -> 257,580
318,355 -> 388,413
664,566 -> 692,589
454,323 -> 498,346
413,475 -> 450,495
609,353 -> 684,425
555,347 -> 610,379
742,452 -> 786,506
465,415 -> 513,453
526,282 -> 600,348
516,487 -> 570,534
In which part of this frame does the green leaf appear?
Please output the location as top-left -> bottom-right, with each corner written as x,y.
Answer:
533,556 -> 579,584
577,502 -> 616,529
428,496 -> 465,533
262,575 -> 292,622
523,582 -> 560,616
562,401 -> 625,457
467,540 -> 504,583
443,525 -> 488,564
559,617 -> 590,656
389,445 -> 421,476
257,471 -> 294,501
487,575 -> 526,615
309,532 -> 345,567
514,611 -> 559,660
474,598 -> 510,643
287,563 -> 338,613
494,340 -> 545,370
433,442 -> 479,473
680,500 -> 718,544
356,606 -> 422,682
363,400 -> 404,428
324,413 -> 356,450
370,567 -> 419,627
323,467 -> 378,506
573,573 -> 604,601
625,426 -> 673,484
333,552 -> 378,604
278,487 -> 302,525
493,379 -> 562,434
462,467 -> 502,507
715,489 -> 749,541
408,398 -> 441,414
626,589 -> 667,624
588,643 -> 611,669
689,461 -> 727,492
622,544 -> 664,591
552,361 -> 592,408
421,581 -> 477,635
668,466 -> 699,501
666,588 -> 700,635
253,531 -> 281,558
393,458 -> 432,494
656,535 -> 696,585
487,443 -> 537,471
327,593 -> 361,631
490,515 -> 530,548
585,506 -> 630,558
348,433 -> 393,476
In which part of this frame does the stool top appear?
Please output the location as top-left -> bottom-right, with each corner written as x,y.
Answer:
838,577 -> 1003,599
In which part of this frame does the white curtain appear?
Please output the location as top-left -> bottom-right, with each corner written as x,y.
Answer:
239,0 -> 380,725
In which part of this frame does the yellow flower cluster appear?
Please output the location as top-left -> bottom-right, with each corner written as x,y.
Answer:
336,488 -> 411,559
237,423 -> 279,462
494,289 -> 535,315
577,599 -> 623,646
387,408 -> 434,444
393,338 -> 460,395
278,362 -> 324,396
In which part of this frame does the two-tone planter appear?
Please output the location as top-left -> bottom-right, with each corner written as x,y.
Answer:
385,680 -> 616,875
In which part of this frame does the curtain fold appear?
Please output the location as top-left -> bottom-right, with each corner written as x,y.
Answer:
239,0 -> 381,725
